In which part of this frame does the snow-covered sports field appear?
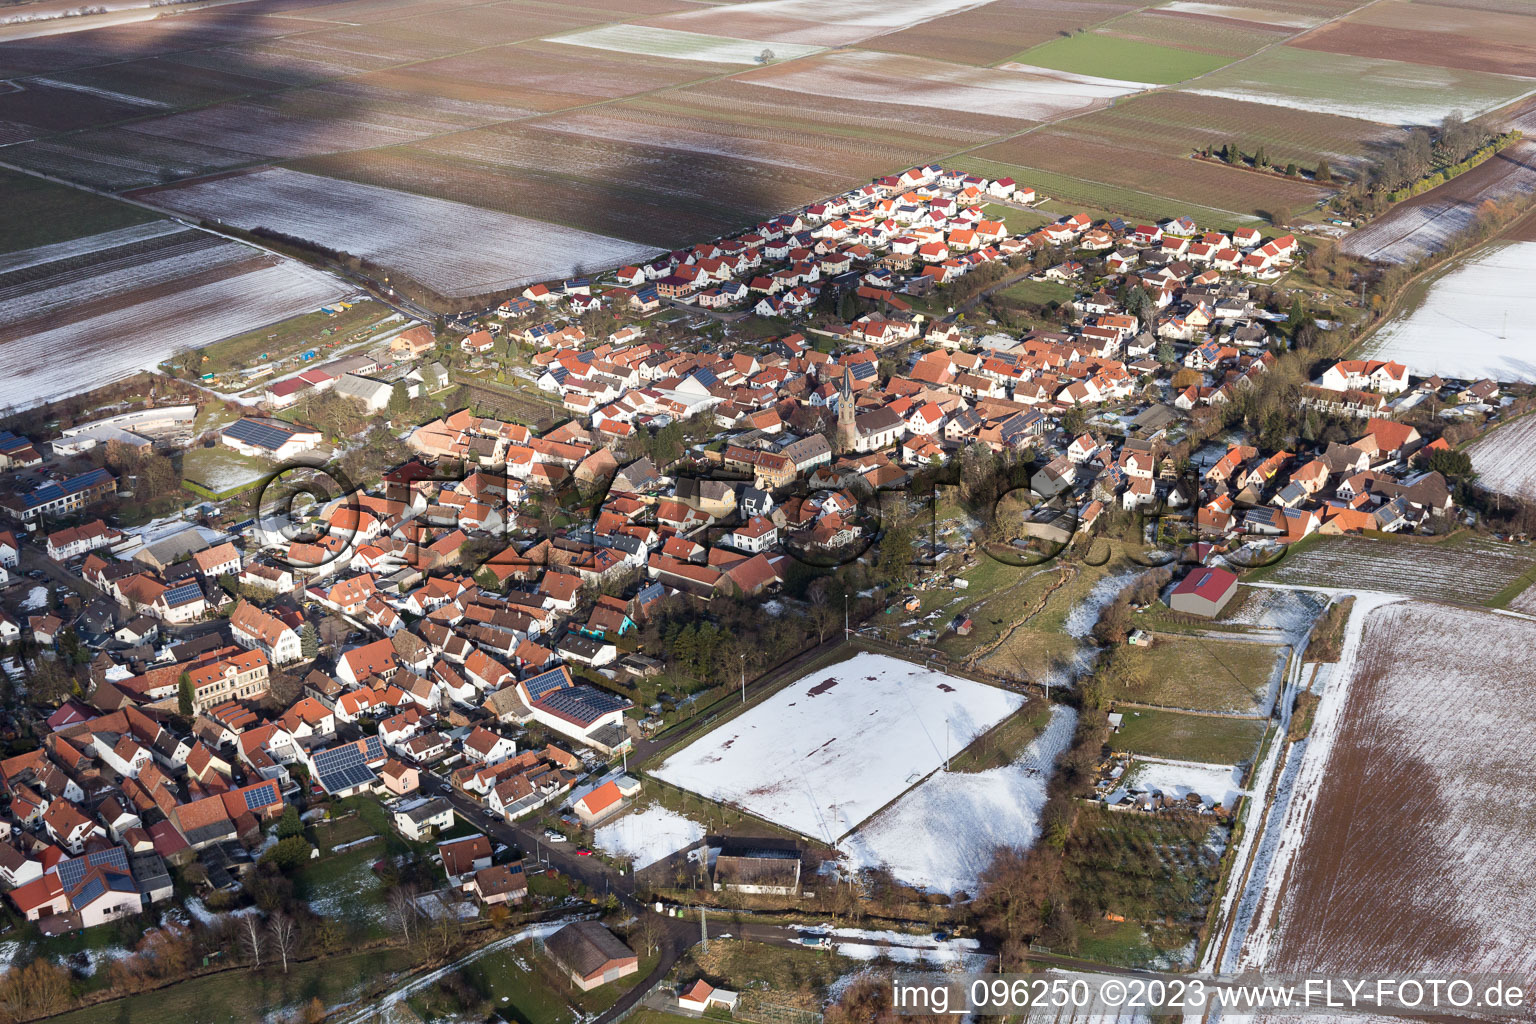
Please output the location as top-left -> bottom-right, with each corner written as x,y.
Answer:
653,651 -> 1024,843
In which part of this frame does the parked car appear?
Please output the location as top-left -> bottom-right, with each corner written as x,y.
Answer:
544,830 -> 567,843
575,848 -> 592,856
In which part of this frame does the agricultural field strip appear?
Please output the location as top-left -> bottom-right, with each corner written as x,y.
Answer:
0,258 -> 347,411
0,219 -> 182,275
146,166 -> 666,294
1339,139 -> 1536,264
543,24 -> 826,64
0,0 -> 1400,213
1249,601 -> 1536,976
0,231 -> 260,337
1467,413 -> 1536,500
1261,535 -> 1536,604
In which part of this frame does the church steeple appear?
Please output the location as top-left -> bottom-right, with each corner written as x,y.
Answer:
836,364 -> 857,450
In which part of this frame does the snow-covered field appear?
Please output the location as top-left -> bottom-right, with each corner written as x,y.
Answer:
657,0 -> 996,46
148,168 -> 659,297
1468,414 -> 1536,500
548,25 -> 823,64
1359,241 -> 1536,381
838,706 -> 1075,894
1341,142 -> 1536,264
1157,1 -> 1320,28
745,52 -> 1145,120
654,652 -> 1024,843
0,224 -> 346,410
1234,600 -> 1536,979
592,805 -> 705,870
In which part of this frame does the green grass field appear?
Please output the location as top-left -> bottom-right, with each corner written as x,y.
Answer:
43,948 -> 418,1024
1121,635 -> 1282,713
0,168 -> 160,255
981,201 -> 1052,234
997,278 -> 1076,306
949,703 -> 1054,772
1112,708 -> 1266,764
952,156 -> 1264,229
1015,32 -> 1233,84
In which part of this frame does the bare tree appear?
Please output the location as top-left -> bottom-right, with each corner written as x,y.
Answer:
268,912 -> 298,974
386,884 -> 420,947
636,913 -> 666,957
238,912 -> 265,966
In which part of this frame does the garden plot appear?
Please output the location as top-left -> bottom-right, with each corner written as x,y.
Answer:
1468,415 -> 1536,500
1183,46 -> 1536,125
547,25 -> 823,64
838,706 -> 1075,895
653,651 -> 1024,844
1240,602 -> 1536,979
1113,758 -> 1245,810
1262,535 -> 1536,604
743,51 -> 1145,120
592,805 -> 705,870
144,168 -> 658,296
1359,240 -> 1536,381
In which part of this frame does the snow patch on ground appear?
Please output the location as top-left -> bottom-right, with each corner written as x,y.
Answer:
824,926 -> 988,967
658,0 -> 996,46
1117,758 -> 1245,810
1359,241 -> 1536,381
743,51 -> 1144,120
655,651 -> 1024,843
1157,1 -> 1320,27
593,805 -> 706,870
838,706 -> 1076,894
547,25 -> 823,64
19,586 -> 48,611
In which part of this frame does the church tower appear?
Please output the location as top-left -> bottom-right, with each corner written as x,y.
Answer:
836,365 -> 857,451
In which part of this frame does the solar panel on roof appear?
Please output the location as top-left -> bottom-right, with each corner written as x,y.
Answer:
242,783 -> 276,811
226,419 -> 294,451
534,685 -> 629,725
164,582 -> 203,606
74,876 -> 105,905
522,668 -> 569,701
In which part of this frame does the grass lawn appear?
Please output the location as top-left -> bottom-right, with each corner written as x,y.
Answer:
452,941 -> 578,1024
949,702 -> 1054,773
1120,635 -> 1282,713
997,278 -> 1076,307
680,938 -> 857,1009
953,156 -> 1263,230
45,948 -> 418,1024
0,167 -> 160,255
1111,708 -> 1265,764
1074,918 -> 1156,966
1014,32 -> 1232,84
982,202 -> 1052,234
180,445 -> 272,499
